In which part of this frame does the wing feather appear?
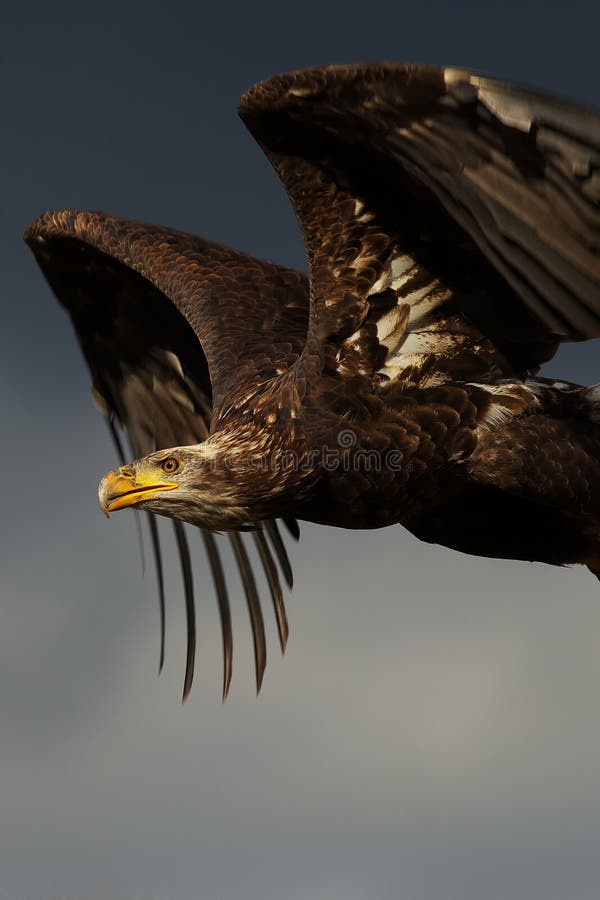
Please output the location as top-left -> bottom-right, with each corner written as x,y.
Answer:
172,520 -> 196,702
201,531 -> 233,701
253,530 -> 289,653
25,215 -> 303,696
239,63 -> 600,386
229,533 -> 267,694
264,520 -> 294,589
147,513 -> 167,673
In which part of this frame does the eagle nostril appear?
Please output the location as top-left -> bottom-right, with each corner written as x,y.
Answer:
118,466 -> 135,479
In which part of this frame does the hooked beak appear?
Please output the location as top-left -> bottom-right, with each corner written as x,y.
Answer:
98,466 -> 178,516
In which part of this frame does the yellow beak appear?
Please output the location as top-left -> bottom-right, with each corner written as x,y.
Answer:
98,466 -> 178,516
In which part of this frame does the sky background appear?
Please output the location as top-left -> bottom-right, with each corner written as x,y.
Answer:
2,2 -> 600,898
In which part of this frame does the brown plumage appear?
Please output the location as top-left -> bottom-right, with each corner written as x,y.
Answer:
25,63 -> 600,698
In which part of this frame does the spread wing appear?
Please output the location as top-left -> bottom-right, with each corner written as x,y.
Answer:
239,63 -> 600,389
25,209 -> 309,699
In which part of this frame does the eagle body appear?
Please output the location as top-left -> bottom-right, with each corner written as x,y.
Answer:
26,62 -> 600,696
195,375 -> 600,573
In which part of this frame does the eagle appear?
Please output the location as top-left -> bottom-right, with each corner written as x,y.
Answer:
25,63 -> 600,700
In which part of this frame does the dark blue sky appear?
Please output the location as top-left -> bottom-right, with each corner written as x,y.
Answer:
2,2 -> 600,899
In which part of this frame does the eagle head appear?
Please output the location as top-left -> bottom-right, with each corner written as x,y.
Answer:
97,441 -> 253,530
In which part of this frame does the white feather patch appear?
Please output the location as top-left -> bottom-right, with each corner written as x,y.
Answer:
469,382 -> 540,430
163,350 -> 185,378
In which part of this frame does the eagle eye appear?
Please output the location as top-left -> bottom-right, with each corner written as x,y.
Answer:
161,456 -> 181,475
